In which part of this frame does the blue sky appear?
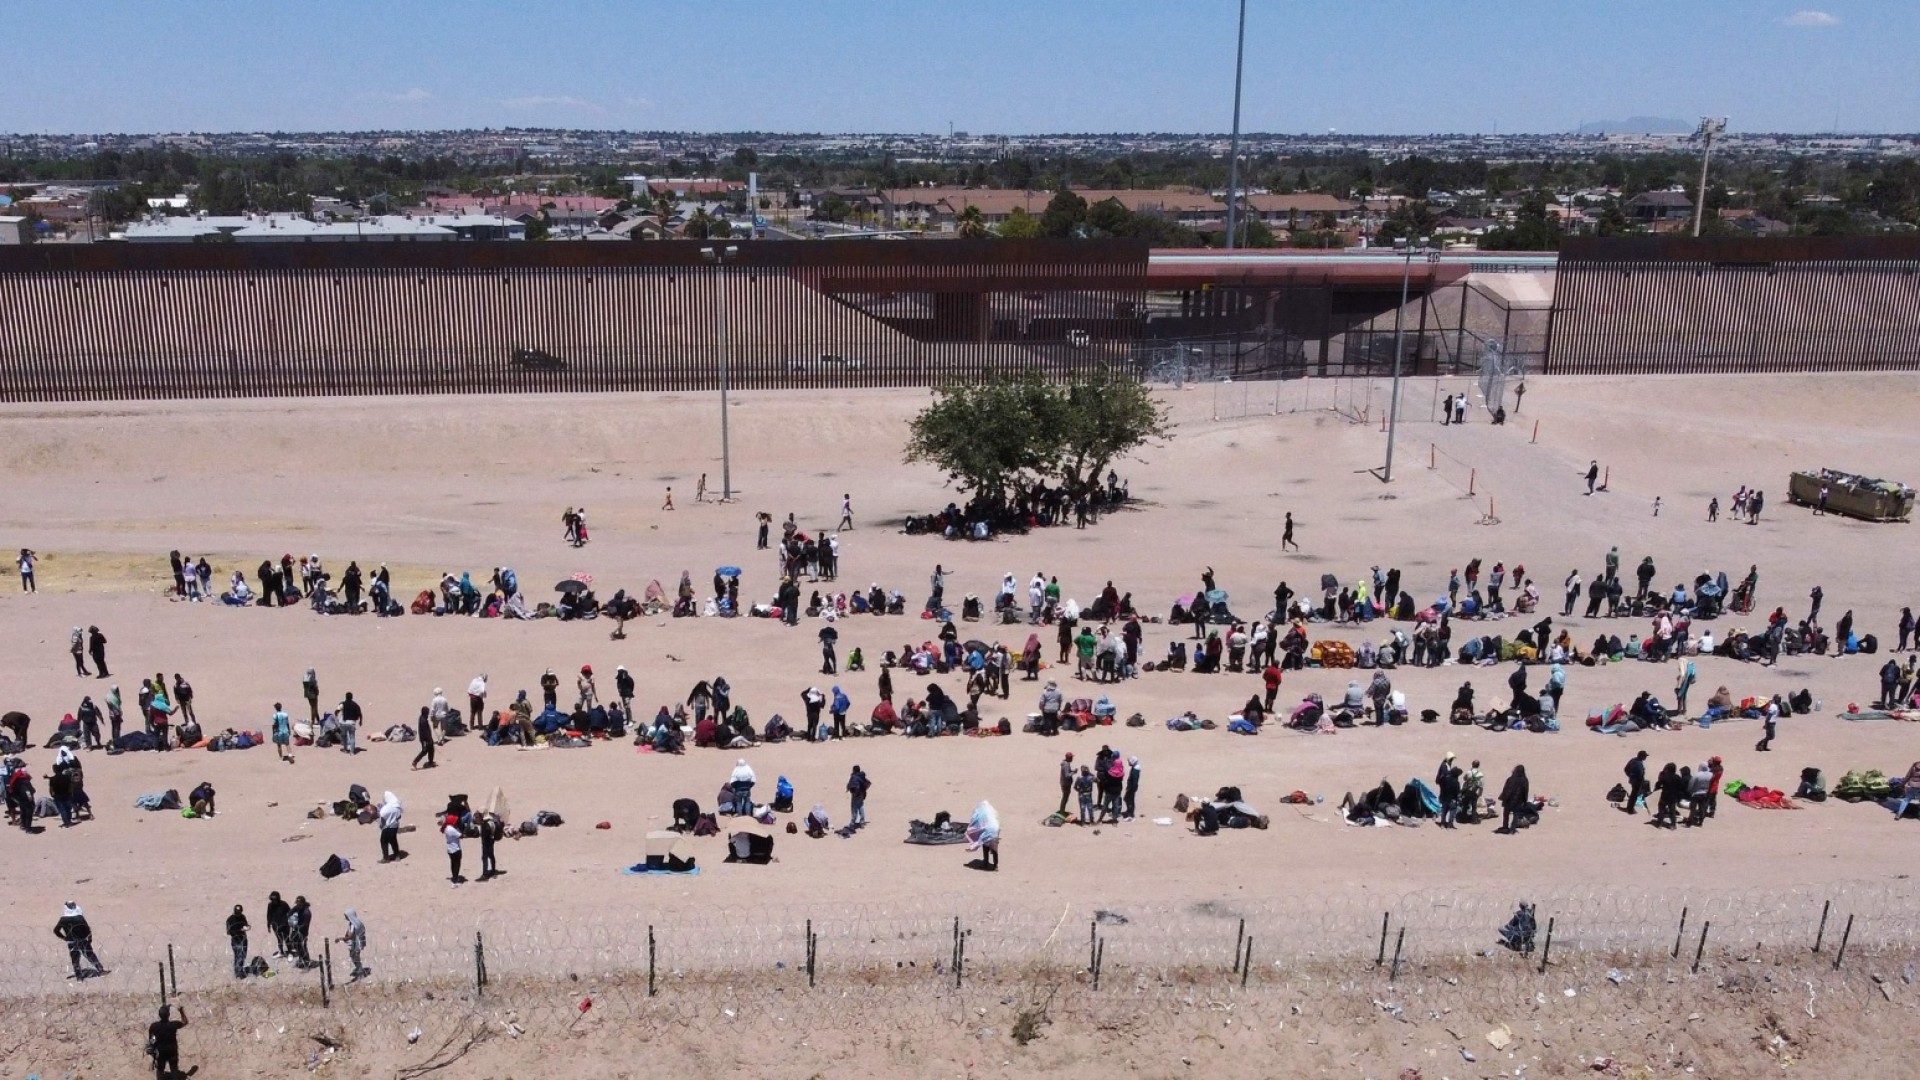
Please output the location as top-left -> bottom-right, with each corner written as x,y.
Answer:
6,1 -> 1915,134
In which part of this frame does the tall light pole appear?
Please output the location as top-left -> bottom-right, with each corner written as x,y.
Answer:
1383,236 -> 1437,483
1691,116 -> 1727,238
701,244 -> 739,501
1223,0 -> 1247,250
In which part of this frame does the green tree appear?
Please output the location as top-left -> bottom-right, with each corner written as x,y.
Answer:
683,207 -> 713,239
814,191 -> 851,223
1479,191 -> 1563,251
1039,187 -> 1088,238
903,368 -> 1169,509
1056,367 -> 1172,499
955,204 -> 988,238
997,206 -> 1041,239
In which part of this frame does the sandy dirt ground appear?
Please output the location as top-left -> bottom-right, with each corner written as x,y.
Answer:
3,372 -> 1919,1076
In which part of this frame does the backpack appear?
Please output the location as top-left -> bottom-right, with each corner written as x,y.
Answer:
996,718 -> 1012,735
319,854 -> 349,879
535,811 -> 563,827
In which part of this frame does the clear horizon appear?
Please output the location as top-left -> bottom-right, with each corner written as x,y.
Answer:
5,0 -> 1915,137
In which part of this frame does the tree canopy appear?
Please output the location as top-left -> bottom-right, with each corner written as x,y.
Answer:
904,368 -> 1169,508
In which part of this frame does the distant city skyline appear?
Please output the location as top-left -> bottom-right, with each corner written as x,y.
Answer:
7,0 -> 1917,136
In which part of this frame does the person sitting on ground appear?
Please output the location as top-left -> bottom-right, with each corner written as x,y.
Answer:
188,780 -> 216,817
804,803 -> 831,838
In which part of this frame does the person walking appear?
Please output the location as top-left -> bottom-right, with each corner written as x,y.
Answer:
1281,512 -> 1299,552
377,791 -> 404,862
1496,765 -> 1530,834
838,494 -> 854,531
444,814 -> 465,885
226,904 -> 250,979
146,1004 -> 187,1080
1623,750 -> 1650,815
847,764 -> 870,828
271,702 -> 293,763
18,548 -> 35,592
1756,697 -> 1781,751
339,910 -> 370,980
662,486 -> 674,511
54,901 -> 106,979
266,892 -> 291,957
87,626 -> 109,678
411,706 -> 436,770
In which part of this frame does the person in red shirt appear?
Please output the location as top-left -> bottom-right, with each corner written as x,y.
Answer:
1262,662 -> 1283,713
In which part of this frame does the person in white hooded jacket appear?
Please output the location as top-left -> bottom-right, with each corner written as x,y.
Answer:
377,792 -> 405,862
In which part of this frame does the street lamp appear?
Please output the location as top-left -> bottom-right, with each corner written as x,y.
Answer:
1383,236 -> 1439,483
1691,116 -> 1728,238
701,244 -> 740,501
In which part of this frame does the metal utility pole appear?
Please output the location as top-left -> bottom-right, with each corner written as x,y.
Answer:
1383,238 -> 1435,483
701,245 -> 740,500
1223,0 -> 1247,250
1691,116 -> 1727,237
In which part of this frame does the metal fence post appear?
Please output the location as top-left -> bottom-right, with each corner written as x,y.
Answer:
1377,912 -> 1392,967
1233,918 -> 1246,973
167,943 -> 178,995
1692,921 -> 1710,974
158,962 -> 167,1006
1240,938 -> 1253,988
1389,928 -> 1405,982
1813,900 -> 1831,953
475,930 -> 487,999
647,925 -> 657,997
1538,918 -> 1555,974
1672,906 -> 1688,959
1833,914 -> 1854,970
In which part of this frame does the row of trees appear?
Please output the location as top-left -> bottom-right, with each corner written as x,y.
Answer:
904,368 -> 1169,511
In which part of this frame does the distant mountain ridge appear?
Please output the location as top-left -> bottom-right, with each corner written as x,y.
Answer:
1576,117 -> 1693,135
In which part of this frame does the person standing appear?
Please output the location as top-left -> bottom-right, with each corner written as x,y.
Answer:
70,626 -> 89,677
302,668 -> 320,725
77,695 -> 104,750
1437,753 -> 1462,829
1562,571 -> 1581,617
847,764 -> 870,828
1262,661 -> 1282,713
226,905 -> 250,979
478,812 -> 502,880
820,627 -> 838,675
1281,512 -> 1299,552
756,511 -> 772,550
1123,755 -> 1142,819
467,674 -> 488,729
1074,765 -> 1096,825
695,473 -> 708,503
271,702 -> 292,763
338,692 -> 361,754
1440,393 -> 1453,426
171,674 -> 196,725
287,896 -> 314,967
87,626 -> 109,679
1749,490 -> 1765,524
1898,607 -> 1915,653
18,548 -> 35,592
1584,461 -> 1600,495
1880,657 -> 1903,710
55,901 -> 106,978
106,686 -> 123,744
1707,497 -> 1719,522
339,910 -> 369,980
444,814 -> 465,885
1623,750 -> 1650,815
615,666 -> 635,717
1497,765 -> 1530,834
146,1004 -> 187,1079
411,707 -> 436,770
1057,752 -> 1075,815
266,892 -> 292,957
830,686 -> 850,738
1816,481 -> 1830,516
839,494 -> 854,531
377,791 -> 404,862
